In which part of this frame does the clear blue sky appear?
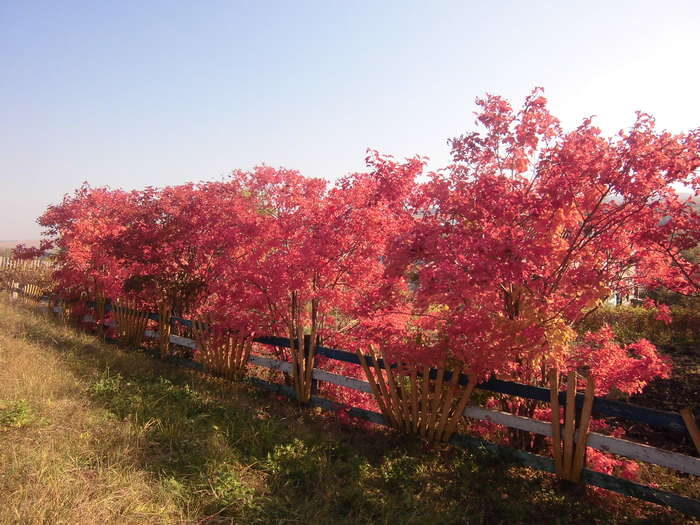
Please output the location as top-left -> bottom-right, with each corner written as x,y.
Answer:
1,0 -> 699,239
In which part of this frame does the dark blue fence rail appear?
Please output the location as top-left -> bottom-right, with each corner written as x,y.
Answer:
253,337 -> 688,433
54,299 -> 697,433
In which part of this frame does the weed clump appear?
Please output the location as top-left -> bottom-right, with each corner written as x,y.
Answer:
0,399 -> 34,428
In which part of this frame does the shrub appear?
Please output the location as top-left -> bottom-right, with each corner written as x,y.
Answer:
579,303 -> 700,349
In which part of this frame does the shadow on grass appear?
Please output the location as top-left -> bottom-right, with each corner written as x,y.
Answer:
10,303 -> 685,524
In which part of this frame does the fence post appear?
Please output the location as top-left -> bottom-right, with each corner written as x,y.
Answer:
304,334 -> 319,396
681,408 -> 700,456
158,301 -> 172,359
550,370 -> 595,483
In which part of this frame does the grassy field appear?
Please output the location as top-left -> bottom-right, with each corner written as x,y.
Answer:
0,297 -> 696,524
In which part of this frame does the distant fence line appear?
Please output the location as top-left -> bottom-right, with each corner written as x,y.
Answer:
0,256 -> 52,271
4,278 -> 700,517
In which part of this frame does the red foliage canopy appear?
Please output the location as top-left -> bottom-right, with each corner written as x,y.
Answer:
35,89 -> 699,398
379,89 -> 698,387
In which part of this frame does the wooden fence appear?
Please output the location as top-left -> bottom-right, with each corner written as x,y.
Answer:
0,256 -> 51,271
7,285 -> 700,518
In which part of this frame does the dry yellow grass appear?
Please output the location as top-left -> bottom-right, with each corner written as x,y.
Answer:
0,300 -> 187,524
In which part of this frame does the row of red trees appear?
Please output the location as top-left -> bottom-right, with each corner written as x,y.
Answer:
20,89 -> 700,433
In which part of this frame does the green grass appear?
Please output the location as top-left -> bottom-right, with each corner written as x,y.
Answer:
0,296 -> 696,524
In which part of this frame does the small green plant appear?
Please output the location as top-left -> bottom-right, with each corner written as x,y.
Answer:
89,368 -> 123,397
213,471 -> 258,509
265,438 -> 322,490
154,376 -> 201,403
0,400 -> 34,428
379,454 -> 419,491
